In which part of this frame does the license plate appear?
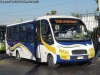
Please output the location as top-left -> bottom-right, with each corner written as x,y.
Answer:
77,56 -> 84,59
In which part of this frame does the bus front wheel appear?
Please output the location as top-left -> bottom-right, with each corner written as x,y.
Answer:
47,55 -> 60,69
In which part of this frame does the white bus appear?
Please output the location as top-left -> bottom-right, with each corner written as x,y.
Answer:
6,15 -> 95,68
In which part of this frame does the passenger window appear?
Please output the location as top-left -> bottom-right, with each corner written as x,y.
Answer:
7,27 -> 12,41
26,24 -> 34,30
12,26 -> 19,41
26,23 -> 35,41
19,25 -> 26,31
19,25 -> 26,41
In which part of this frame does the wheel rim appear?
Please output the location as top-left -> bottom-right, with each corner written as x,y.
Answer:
48,56 -> 55,66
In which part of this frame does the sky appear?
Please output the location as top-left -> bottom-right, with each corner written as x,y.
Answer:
0,0 -> 98,24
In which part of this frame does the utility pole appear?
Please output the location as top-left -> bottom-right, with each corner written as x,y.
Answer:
74,0 -> 77,16
98,0 -> 100,12
21,18 -> 22,22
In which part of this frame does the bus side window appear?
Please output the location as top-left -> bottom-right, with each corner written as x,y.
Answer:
7,27 -> 12,41
12,26 -> 19,41
26,23 -> 35,41
19,25 -> 26,41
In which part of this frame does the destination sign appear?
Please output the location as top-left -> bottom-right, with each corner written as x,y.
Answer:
55,20 -> 77,24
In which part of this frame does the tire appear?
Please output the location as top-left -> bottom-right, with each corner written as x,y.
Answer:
87,61 -> 92,65
16,51 -> 21,61
47,55 -> 60,69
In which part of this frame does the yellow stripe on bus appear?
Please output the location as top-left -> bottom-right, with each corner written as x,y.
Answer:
40,21 -> 56,54
40,36 -> 56,54
7,43 -> 32,54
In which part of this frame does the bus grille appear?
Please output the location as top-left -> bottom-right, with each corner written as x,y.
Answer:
72,50 -> 87,54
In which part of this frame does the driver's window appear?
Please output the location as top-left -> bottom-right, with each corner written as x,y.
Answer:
41,20 -> 49,35
41,20 -> 53,42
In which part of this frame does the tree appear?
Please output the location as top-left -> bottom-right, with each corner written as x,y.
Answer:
95,0 -> 98,3
51,10 -> 57,15
46,13 -> 50,15
46,10 -> 57,15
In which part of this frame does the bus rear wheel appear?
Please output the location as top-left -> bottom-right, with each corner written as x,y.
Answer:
16,51 -> 21,61
47,55 -> 60,69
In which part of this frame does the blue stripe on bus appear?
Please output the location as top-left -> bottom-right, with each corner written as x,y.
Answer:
57,41 -> 92,46
56,55 -> 93,63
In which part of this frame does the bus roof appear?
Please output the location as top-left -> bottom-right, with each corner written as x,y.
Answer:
36,15 -> 80,20
7,20 -> 33,27
7,15 -> 80,27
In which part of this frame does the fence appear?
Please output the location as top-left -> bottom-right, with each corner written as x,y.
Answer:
79,13 -> 100,53
79,13 -> 98,31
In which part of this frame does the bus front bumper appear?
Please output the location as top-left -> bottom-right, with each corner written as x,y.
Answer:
56,55 -> 93,64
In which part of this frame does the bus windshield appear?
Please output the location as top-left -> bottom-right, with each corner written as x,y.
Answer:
50,18 -> 90,41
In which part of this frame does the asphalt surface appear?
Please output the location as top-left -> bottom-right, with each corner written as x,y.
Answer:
0,52 -> 100,75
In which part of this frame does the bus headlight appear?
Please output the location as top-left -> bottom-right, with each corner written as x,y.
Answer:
89,48 -> 95,58
59,50 -> 70,60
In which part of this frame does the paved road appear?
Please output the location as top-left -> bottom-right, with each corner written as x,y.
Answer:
0,52 -> 100,75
